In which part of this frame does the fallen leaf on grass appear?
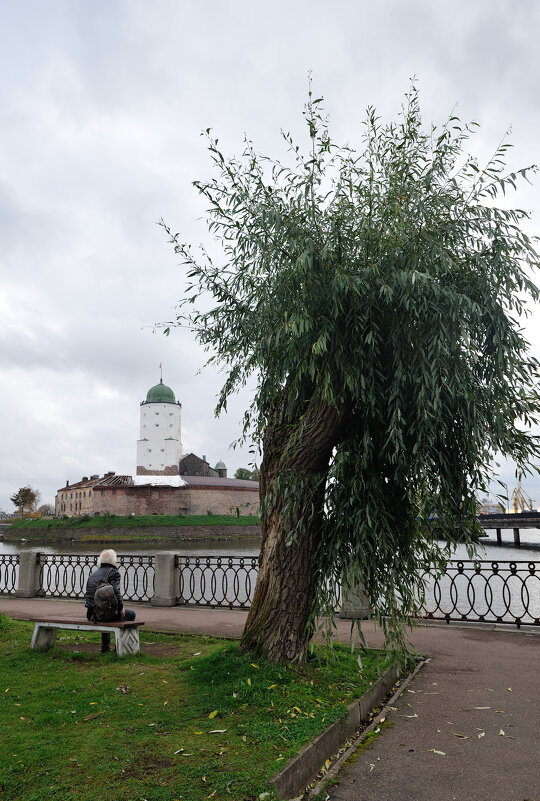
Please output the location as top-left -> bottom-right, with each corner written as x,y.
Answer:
452,733 -> 469,739
404,713 -> 418,718
208,710 -> 218,719
428,749 -> 445,756
499,729 -> 505,736
209,729 -> 227,734
477,732 -> 485,739
173,749 -> 184,754
82,713 -> 103,722
473,706 -> 491,710
507,687 -> 512,692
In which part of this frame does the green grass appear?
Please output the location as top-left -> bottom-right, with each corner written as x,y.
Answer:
8,513 -> 261,531
0,613 -> 390,801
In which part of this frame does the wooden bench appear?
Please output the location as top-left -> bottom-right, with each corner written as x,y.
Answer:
29,617 -> 144,657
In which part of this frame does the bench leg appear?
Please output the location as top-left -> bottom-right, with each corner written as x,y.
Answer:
30,624 -> 58,652
114,627 -> 140,657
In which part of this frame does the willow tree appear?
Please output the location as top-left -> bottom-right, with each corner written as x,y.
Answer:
162,87 -> 540,661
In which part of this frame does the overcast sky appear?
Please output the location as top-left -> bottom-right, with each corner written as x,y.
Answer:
1,0 -> 540,512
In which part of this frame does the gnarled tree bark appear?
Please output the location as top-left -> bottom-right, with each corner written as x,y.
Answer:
240,392 -> 349,662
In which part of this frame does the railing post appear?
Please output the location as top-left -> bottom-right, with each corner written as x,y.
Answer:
339,579 -> 370,619
496,528 -> 502,544
151,552 -> 178,607
14,550 -> 42,598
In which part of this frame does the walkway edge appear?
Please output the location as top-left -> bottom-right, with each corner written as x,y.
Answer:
295,658 -> 429,801
269,660 -> 413,801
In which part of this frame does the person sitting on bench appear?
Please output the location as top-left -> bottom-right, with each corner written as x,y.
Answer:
84,549 -> 136,653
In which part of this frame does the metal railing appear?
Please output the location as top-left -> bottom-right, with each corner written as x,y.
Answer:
419,560 -> 540,627
3,551 -> 539,627
0,554 -> 19,594
176,555 -> 259,608
38,554 -> 154,602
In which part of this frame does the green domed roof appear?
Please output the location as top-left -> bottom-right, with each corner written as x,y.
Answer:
146,379 -> 176,404
215,460 -> 226,469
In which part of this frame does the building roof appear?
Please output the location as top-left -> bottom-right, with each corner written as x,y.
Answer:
145,378 -> 176,404
96,474 -> 134,487
214,460 -> 227,469
57,472 -> 133,493
133,475 -> 186,487
181,475 -> 259,490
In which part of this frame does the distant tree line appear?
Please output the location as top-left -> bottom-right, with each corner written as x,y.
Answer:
234,467 -> 260,481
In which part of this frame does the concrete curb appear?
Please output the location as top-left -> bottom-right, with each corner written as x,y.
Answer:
269,661 -> 403,801
300,658 -> 429,800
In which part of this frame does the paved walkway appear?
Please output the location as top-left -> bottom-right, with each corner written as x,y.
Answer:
1,597 -> 539,800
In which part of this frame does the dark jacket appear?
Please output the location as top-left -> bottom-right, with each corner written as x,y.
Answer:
84,563 -> 124,613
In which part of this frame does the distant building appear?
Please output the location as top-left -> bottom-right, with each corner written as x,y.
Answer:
55,376 -> 258,517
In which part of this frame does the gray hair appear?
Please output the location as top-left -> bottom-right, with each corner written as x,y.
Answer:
97,549 -> 117,568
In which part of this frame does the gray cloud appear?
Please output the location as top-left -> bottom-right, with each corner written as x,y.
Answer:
1,0 -> 539,511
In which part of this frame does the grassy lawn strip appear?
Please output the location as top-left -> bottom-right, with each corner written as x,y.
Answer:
8,513 -> 261,530
1,613 -> 390,801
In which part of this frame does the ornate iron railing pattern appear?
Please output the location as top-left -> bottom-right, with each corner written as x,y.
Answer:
0,553 -> 19,594
118,555 -> 154,602
176,555 -> 259,608
38,553 -> 96,598
418,560 -> 540,627
6,551 -> 539,627
38,554 -> 154,602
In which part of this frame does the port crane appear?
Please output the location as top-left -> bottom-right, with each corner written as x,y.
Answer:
510,485 -> 535,513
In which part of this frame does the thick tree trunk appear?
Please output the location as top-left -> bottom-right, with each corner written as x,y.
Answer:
240,394 -> 349,662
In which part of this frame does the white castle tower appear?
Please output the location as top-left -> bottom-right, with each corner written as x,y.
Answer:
136,377 -> 183,476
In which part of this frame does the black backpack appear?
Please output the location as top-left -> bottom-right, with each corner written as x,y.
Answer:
92,568 -> 119,622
